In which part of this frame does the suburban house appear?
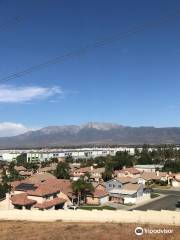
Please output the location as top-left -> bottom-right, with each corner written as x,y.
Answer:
70,166 -> 105,182
9,173 -> 75,210
22,172 -> 57,184
14,166 -> 32,177
105,177 -> 136,191
89,167 -> 105,182
86,183 -> 109,205
114,167 -> 141,178
70,166 -> 91,181
105,178 -> 150,204
37,163 -> 57,174
138,171 -> 168,185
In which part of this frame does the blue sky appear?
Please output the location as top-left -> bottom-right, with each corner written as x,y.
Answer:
0,0 -> 180,136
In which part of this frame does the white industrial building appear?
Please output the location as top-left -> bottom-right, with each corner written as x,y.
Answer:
0,147 -> 137,162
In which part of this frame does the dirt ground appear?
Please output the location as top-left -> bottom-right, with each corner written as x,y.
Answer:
0,221 -> 180,240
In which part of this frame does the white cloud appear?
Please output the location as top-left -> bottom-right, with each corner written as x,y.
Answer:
0,122 -> 31,137
0,85 -> 63,103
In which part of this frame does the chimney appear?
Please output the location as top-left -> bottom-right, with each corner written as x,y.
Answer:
156,170 -> 159,177
91,166 -> 93,171
123,166 -> 126,169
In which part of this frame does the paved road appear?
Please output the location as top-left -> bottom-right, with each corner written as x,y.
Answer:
153,188 -> 180,196
132,195 -> 180,211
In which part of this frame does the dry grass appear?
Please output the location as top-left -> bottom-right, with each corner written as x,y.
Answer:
0,221 -> 180,240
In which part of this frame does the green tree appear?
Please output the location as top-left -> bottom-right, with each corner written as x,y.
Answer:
163,160 -> 180,173
137,150 -> 153,165
26,162 -> 39,173
0,183 -> 10,199
72,178 -> 94,205
113,151 -> 133,169
55,162 -> 70,179
41,160 -> 51,168
6,162 -> 23,182
94,156 -> 106,167
102,168 -> 113,181
16,153 -> 27,166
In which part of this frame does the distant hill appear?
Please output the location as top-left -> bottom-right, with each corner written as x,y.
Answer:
0,122 -> 180,148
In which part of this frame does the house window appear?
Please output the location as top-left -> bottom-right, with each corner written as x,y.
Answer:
109,184 -> 112,187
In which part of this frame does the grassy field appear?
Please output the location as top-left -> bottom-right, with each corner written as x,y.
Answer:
0,221 -> 180,240
151,193 -> 160,198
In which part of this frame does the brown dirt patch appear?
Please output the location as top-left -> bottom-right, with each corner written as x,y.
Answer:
0,221 -> 179,240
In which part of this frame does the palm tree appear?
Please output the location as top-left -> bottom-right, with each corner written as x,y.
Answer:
72,177 -> 94,205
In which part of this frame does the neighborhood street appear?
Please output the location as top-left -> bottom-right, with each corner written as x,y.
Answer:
131,194 -> 180,211
153,188 -> 180,196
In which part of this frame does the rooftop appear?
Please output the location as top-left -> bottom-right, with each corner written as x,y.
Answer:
34,197 -> 66,209
25,172 -> 56,184
115,167 -> 140,175
10,193 -> 36,206
93,188 -> 108,198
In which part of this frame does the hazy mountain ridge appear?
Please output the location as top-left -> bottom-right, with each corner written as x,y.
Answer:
0,122 -> 180,148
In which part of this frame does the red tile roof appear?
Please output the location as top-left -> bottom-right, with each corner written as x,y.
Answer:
27,184 -> 60,197
122,183 -> 140,191
77,167 -> 91,173
34,197 -> 66,209
93,189 -> 108,198
11,177 -> 73,198
40,178 -> 73,195
115,167 -> 140,175
10,193 -> 36,206
26,173 -> 56,184
140,172 -> 160,180
115,176 -> 137,184
10,180 -> 22,189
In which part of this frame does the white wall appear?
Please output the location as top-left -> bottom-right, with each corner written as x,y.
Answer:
100,196 -> 109,205
2,153 -> 21,162
1,209 -> 180,226
172,180 -> 180,187
124,197 -> 136,204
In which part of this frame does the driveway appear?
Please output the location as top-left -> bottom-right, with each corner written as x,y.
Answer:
104,201 -> 130,210
131,194 -> 180,211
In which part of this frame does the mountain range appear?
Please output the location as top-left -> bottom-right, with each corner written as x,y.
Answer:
1,122 -> 180,148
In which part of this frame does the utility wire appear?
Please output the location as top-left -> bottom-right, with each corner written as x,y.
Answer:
1,8 -> 180,83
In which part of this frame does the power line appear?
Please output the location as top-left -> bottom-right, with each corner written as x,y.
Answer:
1,8 -> 180,83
